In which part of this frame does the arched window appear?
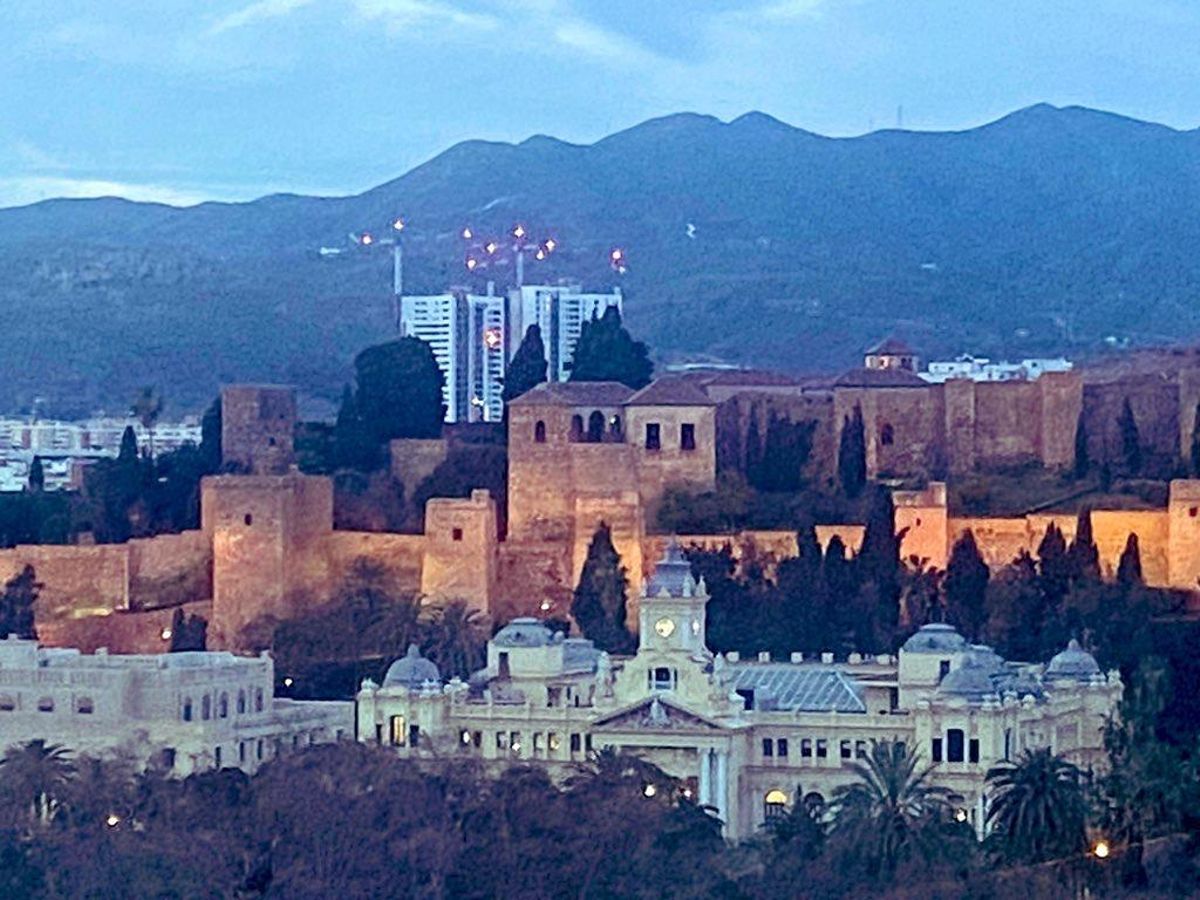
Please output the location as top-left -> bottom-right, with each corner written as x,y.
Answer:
202,695 -> 211,720
534,420 -> 547,443
255,688 -> 264,713
802,791 -> 825,813
570,414 -> 584,442
75,697 -> 94,715
182,698 -> 193,722
587,411 -> 605,443
37,697 -> 54,713
880,423 -> 895,446
219,693 -> 229,719
237,690 -> 246,715
764,789 -> 789,820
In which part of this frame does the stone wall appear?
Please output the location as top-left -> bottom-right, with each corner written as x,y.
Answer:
37,601 -> 212,655
220,385 -> 296,475
421,490 -> 497,611
389,438 -> 449,493
0,544 -> 131,620
321,531 -> 425,597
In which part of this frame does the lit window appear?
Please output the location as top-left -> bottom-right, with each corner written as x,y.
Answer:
390,715 -> 407,746
533,732 -> 544,755
510,731 -> 521,754
496,732 -> 508,750
764,789 -> 789,820
548,732 -> 560,752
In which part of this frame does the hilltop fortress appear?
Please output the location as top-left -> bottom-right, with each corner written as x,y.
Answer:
17,342 -> 1200,653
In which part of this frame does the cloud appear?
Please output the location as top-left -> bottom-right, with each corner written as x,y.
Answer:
208,0 -> 319,35
351,0 -> 500,32
552,19 -> 668,67
758,0 -> 828,19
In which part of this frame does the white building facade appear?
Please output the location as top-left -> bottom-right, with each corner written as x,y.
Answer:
921,354 -> 1073,383
357,544 -> 1121,841
510,283 -> 623,383
0,639 -> 351,775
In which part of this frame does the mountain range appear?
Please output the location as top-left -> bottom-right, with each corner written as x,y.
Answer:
3,103 -> 1200,416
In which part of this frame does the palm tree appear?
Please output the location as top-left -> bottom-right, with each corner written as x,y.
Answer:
131,386 -> 163,459
0,740 -> 76,828
829,738 -> 953,879
422,599 -> 488,679
985,747 -> 1088,864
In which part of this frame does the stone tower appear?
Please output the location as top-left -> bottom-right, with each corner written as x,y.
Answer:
220,385 -> 296,474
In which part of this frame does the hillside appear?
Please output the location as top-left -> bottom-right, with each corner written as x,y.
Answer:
2,103 -> 1200,415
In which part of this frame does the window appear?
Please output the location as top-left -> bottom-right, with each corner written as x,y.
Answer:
587,411 -> 605,442
680,423 -> 696,451
0,695 -> 14,712
161,748 -> 176,770
840,740 -> 852,760
219,693 -> 229,718
856,741 -> 867,759
452,527 -> 463,542
496,732 -> 509,750
533,732 -> 544,755
510,731 -> 521,754
651,667 -> 674,692
645,422 -> 661,451
548,732 -> 560,752
37,696 -> 54,713
255,689 -> 264,712
239,743 -> 247,764
764,789 -> 789,821
585,734 -> 593,753
880,423 -> 895,446
214,746 -> 222,768
947,729 -> 965,763
801,738 -> 813,758
570,733 -> 581,754
969,738 -> 980,764
76,697 -> 94,715
1003,729 -> 1012,760
932,738 -> 943,763
762,738 -> 774,758
570,414 -> 584,441
374,724 -> 383,744
257,740 -> 264,760
472,731 -> 482,748
244,514 -> 253,526
409,724 -> 421,748
816,739 -> 828,759
534,420 -> 546,443
609,415 -> 622,438
939,660 -> 951,682
498,651 -> 510,678
777,738 -> 789,758
237,690 -> 246,715
390,715 -> 407,746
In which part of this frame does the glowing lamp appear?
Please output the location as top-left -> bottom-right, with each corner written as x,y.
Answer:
466,257 -> 478,271
391,218 -> 405,231
1093,840 -> 1110,859
105,814 -> 120,828
643,784 -> 657,798
360,233 -> 374,246
513,224 -> 526,239
484,329 -> 502,349
461,227 -> 473,239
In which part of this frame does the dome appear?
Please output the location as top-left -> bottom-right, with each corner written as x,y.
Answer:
492,618 -> 555,648
937,652 -> 999,701
969,643 -> 1006,672
1045,639 -> 1100,682
644,541 -> 699,598
383,644 -> 441,688
901,623 -> 967,654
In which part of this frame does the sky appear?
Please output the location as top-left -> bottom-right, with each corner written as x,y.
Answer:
2,0 -> 1200,209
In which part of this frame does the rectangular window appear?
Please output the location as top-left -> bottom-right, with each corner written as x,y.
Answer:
762,738 -> 774,758
969,738 -> 980,764
645,422 -> 661,451
947,729 -> 965,763
932,738 -> 943,763
939,660 -> 951,682
816,739 -> 828,759
570,733 -> 582,754
855,740 -> 867,759
801,738 -> 813,758
451,527 -> 463,541
585,734 -> 593,753
409,724 -> 421,748
214,746 -> 222,768
239,742 -> 247,763
390,715 -> 407,747
510,731 -> 521,754
840,740 -> 852,760
497,731 -> 508,750
548,732 -> 561,753
777,738 -> 789,758
680,423 -> 696,451
375,723 -> 383,744
473,731 -> 482,748
533,732 -> 544,755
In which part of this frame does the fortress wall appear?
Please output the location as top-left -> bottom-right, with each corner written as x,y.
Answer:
321,531 -> 425,598
37,601 -> 212,655
972,381 -> 1043,465
422,491 -> 497,610
815,524 -> 866,555
389,438 -> 450,493
496,541 -> 574,622
1082,375 -> 1182,465
128,531 -> 212,610
0,544 -> 132,620
1039,372 -> 1084,468
717,392 -> 837,483
507,406 -> 581,541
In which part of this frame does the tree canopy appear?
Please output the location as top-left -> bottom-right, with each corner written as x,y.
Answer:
353,337 -> 445,442
568,306 -> 653,389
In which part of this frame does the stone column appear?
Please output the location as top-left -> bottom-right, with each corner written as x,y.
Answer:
698,748 -> 712,807
715,750 -> 729,825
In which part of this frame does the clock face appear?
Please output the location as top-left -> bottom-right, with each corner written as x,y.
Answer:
654,617 -> 676,638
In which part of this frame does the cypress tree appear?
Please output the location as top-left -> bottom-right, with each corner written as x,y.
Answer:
777,523 -> 824,650
837,404 -> 867,499
199,396 -> 222,473
857,485 -> 901,644
334,385 -> 381,472
1116,533 -> 1144,588
27,456 -> 44,493
118,425 -> 139,464
821,534 -> 855,650
568,307 -> 653,389
0,564 -> 40,639
1119,397 -> 1142,475
502,325 -> 548,404
571,523 -> 635,653
1036,523 -> 1070,613
944,530 -> 990,641
1068,507 -> 1101,583
1073,410 -> 1089,480
745,407 -> 764,488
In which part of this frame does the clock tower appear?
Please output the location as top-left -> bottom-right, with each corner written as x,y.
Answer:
638,541 -> 708,654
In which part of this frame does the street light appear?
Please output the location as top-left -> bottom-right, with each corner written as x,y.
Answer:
610,247 -> 628,275
1092,839 -> 1110,859
353,217 -> 408,331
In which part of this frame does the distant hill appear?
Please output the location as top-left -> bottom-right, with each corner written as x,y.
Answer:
3,103 -> 1200,416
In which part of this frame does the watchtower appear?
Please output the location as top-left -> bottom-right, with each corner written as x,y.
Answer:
220,385 -> 296,475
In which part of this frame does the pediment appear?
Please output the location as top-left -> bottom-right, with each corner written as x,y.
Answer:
592,696 -> 726,732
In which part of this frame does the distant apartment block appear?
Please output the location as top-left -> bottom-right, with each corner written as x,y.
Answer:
511,283 -> 623,383
921,354 -> 1073,383
401,281 -> 623,423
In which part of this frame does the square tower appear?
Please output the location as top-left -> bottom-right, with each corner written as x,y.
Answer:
220,385 -> 296,475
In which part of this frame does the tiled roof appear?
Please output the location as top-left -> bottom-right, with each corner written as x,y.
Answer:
866,336 -> 916,356
626,377 -> 716,406
834,367 -> 929,389
728,664 -> 866,713
508,381 -> 634,407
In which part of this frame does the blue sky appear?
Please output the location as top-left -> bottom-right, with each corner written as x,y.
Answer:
3,0 -> 1199,208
